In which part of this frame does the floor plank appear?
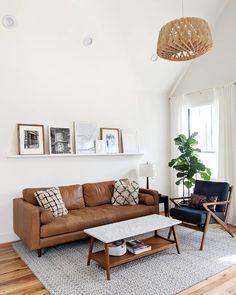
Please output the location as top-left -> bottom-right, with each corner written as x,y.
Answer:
0,245 -> 49,295
0,226 -> 235,295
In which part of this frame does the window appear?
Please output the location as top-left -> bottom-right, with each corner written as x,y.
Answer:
188,104 -> 218,179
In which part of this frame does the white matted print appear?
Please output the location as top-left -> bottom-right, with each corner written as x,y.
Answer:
17,124 -> 45,155
74,122 -> 97,154
121,129 -> 139,153
49,125 -> 73,154
100,128 -> 120,153
95,140 -> 106,154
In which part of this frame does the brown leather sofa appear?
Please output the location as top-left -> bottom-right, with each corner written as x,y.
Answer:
13,180 -> 160,257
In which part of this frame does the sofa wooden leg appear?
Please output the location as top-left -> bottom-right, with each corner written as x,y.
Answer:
38,249 -> 42,257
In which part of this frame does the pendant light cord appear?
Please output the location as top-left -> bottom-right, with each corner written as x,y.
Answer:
182,0 -> 184,17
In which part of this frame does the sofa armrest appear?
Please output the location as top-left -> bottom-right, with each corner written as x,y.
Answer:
139,188 -> 160,214
13,198 -> 41,250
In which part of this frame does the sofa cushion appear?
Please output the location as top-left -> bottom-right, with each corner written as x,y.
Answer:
41,204 -> 155,238
188,194 -> 218,211
194,180 -> 230,212
139,193 -> 154,205
112,180 -> 139,206
23,184 -> 85,209
40,208 -> 54,225
41,214 -> 83,238
59,185 -> 85,210
35,187 -> 68,217
170,207 -> 225,225
83,180 -> 115,207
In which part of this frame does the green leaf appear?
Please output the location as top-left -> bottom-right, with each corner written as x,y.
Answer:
175,179 -> 182,186
174,164 -> 189,171
188,168 -> 196,179
195,163 -> 206,171
179,134 -> 187,141
199,172 -> 211,180
188,138 -> 198,146
178,146 -> 184,153
190,132 -> 198,138
193,148 -> 201,153
184,180 -> 194,189
205,167 -> 212,176
177,172 -> 186,178
168,159 -> 177,167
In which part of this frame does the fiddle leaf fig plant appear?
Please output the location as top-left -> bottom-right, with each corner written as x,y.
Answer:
169,132 -> 211,196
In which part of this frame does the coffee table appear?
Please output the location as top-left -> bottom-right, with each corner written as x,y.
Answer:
84,214 -> 181,280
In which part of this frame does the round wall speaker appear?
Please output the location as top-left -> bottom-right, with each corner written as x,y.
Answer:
2,15 -> 16,29
83,35 -> 93,47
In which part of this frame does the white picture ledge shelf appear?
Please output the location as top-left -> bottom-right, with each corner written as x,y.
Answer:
8,153 -> 144,158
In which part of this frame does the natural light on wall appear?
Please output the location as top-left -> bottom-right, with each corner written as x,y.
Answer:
188,103 -> 218,179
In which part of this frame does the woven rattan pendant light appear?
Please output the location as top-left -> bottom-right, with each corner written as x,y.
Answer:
157,1 -> 213,61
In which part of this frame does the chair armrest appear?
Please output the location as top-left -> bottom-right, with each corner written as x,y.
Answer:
203,201 -> 229,211
13,198 -> 41,250
169,196 -> 191,207
203,201 -> 229,207
170,196 -> 191,201
139,188 -> 160,214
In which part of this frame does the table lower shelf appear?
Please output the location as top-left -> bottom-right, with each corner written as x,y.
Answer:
89,235 -> 178,269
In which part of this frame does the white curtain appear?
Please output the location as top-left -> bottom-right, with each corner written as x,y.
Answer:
170,95 -> 188,197
214,84 -> 236,225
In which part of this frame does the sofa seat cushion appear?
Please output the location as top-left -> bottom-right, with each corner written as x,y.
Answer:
41,214 -> 83,238
170,207 -> 225,225
71,204 -> 155,226
41,204 -> 155,238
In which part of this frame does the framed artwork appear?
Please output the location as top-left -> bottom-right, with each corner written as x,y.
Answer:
17,124 -> 45,155
49,125 -> 73,154
74,122 -> 97,154
121,129 -> 139,153
100,128 -> 120,153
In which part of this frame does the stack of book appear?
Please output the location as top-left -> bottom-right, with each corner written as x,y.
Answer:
126,240 -> 151,255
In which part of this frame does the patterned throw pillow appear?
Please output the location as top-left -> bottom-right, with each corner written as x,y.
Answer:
34,187 -> 68,217
112,180 -> 139,206
188,194 -> 218,211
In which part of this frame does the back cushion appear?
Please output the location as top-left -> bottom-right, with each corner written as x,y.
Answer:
83,180 -> 115,207
23,184 -> 85,210
194,180 -> 230,212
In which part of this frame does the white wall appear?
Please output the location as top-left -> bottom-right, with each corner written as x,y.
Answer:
174,0 -> 236,96
0,0 -> 170,243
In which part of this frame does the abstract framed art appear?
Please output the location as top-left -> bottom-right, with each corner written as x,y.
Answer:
100,128 -> 120,153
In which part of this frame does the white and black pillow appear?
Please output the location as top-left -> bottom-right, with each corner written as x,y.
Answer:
34,187 -> 68,217
112,180 -> 139,206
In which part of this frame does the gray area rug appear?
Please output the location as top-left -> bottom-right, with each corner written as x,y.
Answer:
13,227 -> 236,295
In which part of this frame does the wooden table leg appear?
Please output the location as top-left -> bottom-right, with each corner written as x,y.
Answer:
105,243 -> 111,280
172,226 -> 180,254
87,237 -> 94,266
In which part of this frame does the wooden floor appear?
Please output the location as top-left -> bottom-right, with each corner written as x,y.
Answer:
0,226 -> 236,295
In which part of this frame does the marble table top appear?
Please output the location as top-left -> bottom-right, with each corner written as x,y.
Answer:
84,214 -> 181,243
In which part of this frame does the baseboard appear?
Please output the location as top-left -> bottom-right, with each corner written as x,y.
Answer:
0,232 -> 19,244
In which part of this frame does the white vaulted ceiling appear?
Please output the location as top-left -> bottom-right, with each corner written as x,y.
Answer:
0,0 -> 229,95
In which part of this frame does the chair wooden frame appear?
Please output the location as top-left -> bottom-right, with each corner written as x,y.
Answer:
169,186 -> 234,250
